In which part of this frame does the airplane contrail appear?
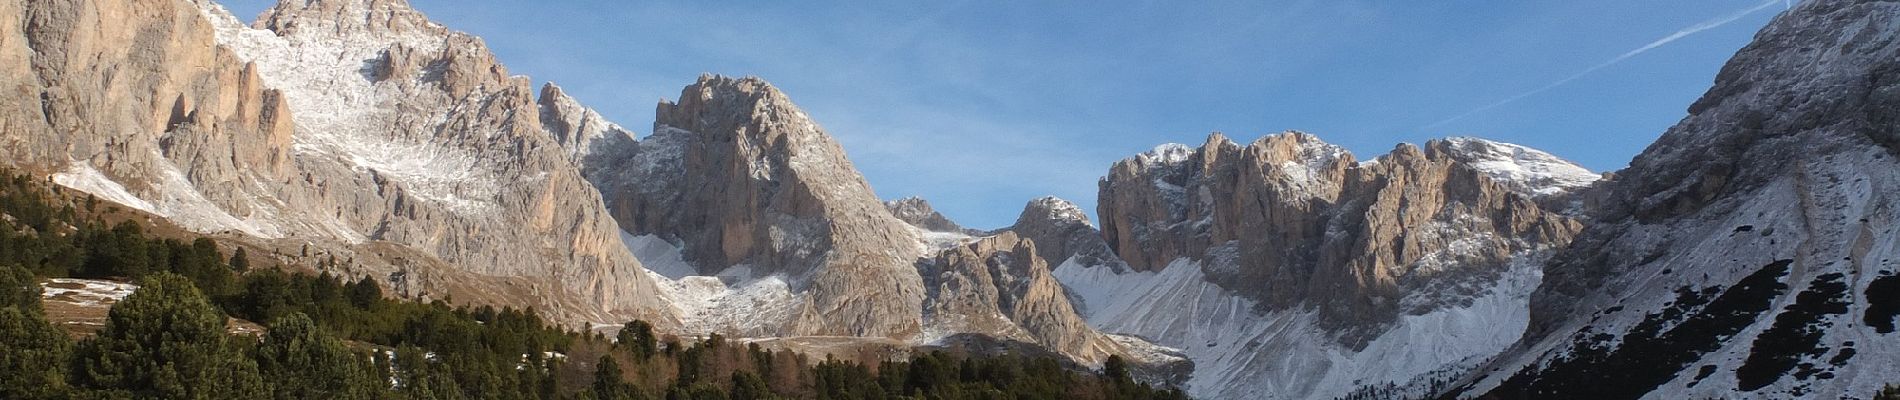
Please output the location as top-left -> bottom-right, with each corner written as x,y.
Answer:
1422,0 -> 1785,130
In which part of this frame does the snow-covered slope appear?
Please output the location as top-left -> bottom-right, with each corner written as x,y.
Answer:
1056,254 -> 1546,400
1456,1 -> 1900,398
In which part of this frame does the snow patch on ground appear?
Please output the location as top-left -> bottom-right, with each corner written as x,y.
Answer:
41,278 -> 139,307
622,233 -> 697,280
52,161 -> 286,238
623,234 -> 801,336
51,164 -> 156,214
1055,256 -> 1539,400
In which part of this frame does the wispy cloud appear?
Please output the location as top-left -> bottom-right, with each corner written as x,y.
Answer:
1422,0 -> 1784,130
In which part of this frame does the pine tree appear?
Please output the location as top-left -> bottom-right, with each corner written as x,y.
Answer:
618,320 -> 659,359
394,345 -> 465,400
71,273 -> 267,399
1103,355 -> 1131,384
182,238 -> 233,296
230,247 -> 251,273
255,312 -> 382,400
594,355 -> 646,400
0,264 -> 37,310
731,370 -> 773,400
346,276 -> 383,309
0,307 -> 71,399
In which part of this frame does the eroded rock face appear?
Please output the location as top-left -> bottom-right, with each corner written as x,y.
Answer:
0,0 -> 672,326
589,75 -> 927,338
920,231 -> 1125,365
1097,132 -> 1587,335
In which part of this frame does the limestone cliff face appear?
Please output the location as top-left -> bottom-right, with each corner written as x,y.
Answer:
1097,132 -> 1586,332
590,75 -> 926,337
0,0 -> 672,325
920,231 -> 1125,365
0,0 -> 294,195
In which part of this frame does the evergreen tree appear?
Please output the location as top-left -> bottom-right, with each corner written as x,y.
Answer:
394,345 -> 465,400
230,247 -> 251,273
0,264 -> 37,310
594,355 -> 646,400
346,276 -> 383,309
1103,355 -> 1131,384
180,238 -> 233,297
0,307 -> 71,399
71,272 -> 267,399
731,370 -> 773,400
619,320 -> 658,359
666,382 -> 727,400
255,312 -> 381,400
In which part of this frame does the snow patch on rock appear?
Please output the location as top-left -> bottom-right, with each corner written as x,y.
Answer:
1440,137 -> 1600,197
197,1 -> 502,217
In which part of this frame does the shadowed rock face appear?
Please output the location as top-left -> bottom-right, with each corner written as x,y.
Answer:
1098,132 -> 1584,337
589,75 -> 927,338
1007,196 -> 1128,272
1466,2 -> 1900,397
920,231 -> 1127,365
0,0 -> 672,326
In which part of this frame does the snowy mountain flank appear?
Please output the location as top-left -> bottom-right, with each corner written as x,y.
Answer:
4,0 -> 1898,399
1451,1 -> 1900,398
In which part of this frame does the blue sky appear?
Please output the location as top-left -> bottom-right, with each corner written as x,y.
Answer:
223,0 -> 1786,229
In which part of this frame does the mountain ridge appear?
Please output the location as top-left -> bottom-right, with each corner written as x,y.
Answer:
7,0 -> 1895,399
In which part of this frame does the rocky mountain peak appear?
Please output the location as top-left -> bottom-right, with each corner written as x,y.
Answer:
1009,196 -> 1127,272
885,197 -> 968,233
1018,196 -> 1091,228
539,82 -> 633,161
658,75 -> 802,132
921,230 -> 1135,366
1099,131 -> 1583,337
593,74 -> 926,337
257,0 -> 436,38
1426,136 -> 1601,198
1246,130 -> 1354,166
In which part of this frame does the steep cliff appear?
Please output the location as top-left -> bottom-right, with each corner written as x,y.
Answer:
0,0 -> 673,325
919,231 -> 1132,366
1097,132 -> 1588,332
587,75 -> 928,337
1050,132 -> 1595,399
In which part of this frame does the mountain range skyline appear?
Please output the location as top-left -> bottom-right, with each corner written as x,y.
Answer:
214,0 -> 1784,229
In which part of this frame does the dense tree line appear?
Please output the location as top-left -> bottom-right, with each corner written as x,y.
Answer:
0,169 -> 1187,399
